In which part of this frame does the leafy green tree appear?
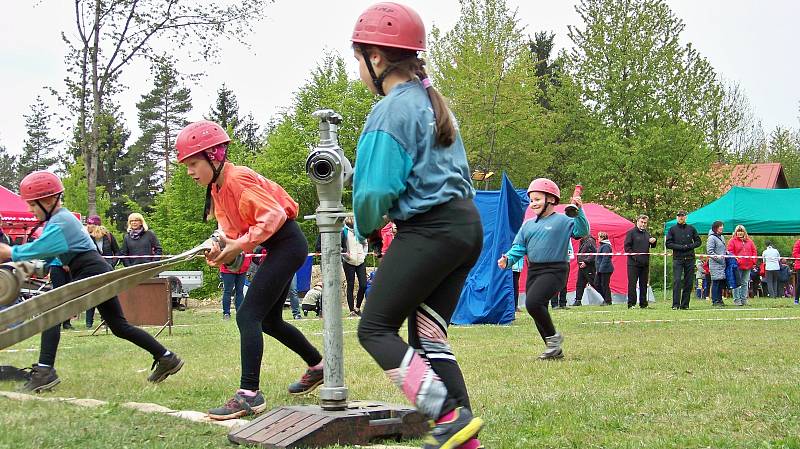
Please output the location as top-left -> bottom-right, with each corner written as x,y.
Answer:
766,126 -> 800,187
207,84 -> 240,134
18,96 -> 62,176
61,156 -> 111,219
712,81 -> 766,162
567,0 -> 726,228
251,53 -> 376,244
64,0 -> 267,215
428,0 -> 551,189
136,57 -> 193,186
0,145 -> 19,188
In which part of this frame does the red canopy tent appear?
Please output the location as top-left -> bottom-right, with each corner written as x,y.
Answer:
518,203 -> 634,298
0,185 -> 39,244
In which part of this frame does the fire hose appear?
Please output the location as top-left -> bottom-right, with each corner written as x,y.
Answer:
0,234 -> 225,350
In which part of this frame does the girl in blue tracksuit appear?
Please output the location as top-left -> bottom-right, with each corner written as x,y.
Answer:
0,171 -> 182,393
498,178 -> 589,359
350,3 -> 484,448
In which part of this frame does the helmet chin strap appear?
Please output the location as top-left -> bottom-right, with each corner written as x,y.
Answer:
202,154 -> 225,222
359,45 -> 391,96
534,200 -> 555,223
28,193 -> 61,240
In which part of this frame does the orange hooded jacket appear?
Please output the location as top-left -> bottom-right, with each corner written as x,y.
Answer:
211,163 -> 299,253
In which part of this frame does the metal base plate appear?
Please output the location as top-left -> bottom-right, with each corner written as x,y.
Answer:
228,401 -> 428,448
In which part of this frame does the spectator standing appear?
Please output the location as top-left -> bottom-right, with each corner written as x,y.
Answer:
574,234 -> 598,307
624,214 -> 657,308
342,217 -> 368,316
0,213 -> 10,249
726,225 -> 757,306
793,238 -> 800,304
220,254 -> 252,320
595,231 -> 614,305
778,259 -> 791,298
119,213 -> 162,266
665,210 -> 701,310
85,215 -> 120,327
286,273 -> 301,320
694,258 -> 705,298
706,221 -> 727,306
762,242 -> 781,297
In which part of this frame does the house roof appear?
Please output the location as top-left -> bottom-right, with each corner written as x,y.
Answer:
729,163 -> 788,189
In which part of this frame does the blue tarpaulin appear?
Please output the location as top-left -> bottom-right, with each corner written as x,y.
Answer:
296,255 -> 314,292
452,174 -> 528,325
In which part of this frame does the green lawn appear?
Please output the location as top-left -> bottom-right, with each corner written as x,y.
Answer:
2,296 -> 800,449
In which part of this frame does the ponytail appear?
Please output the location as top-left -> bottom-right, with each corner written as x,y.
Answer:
415,59 -> 456,148
359,44 -> 457,149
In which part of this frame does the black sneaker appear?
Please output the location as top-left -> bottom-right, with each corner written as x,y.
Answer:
288,366 -> 323,395
147,353 -> 184,383
422,407 -> 484,449
19,365 -> 60,393
208,391 -> 268,420
62,322 -> 74,330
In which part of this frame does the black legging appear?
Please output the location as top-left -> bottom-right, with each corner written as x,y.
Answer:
526,262 -> 568,342
39,252 -> 167,367
237,220 -> 322,391
343,261 -> 367,311
357,199 -> 482,419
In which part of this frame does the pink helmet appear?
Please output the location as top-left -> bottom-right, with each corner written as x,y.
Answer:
175,121 -> 230,163
86,215 -> 102,225
527,178 -> 560,204
351,2 -> 426,51
19,171 -> 64,201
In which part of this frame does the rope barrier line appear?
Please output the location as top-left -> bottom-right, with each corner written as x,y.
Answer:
103,251 -> 795,260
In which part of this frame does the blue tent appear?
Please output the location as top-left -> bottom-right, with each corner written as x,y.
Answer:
452,174 -> 528,325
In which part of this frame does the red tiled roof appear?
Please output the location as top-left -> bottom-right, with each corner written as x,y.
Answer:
728,163 -> 788,189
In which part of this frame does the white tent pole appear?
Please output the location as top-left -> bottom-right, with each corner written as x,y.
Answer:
663,239 -> 668,303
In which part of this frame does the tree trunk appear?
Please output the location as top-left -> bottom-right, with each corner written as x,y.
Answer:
87,0 -> 102,216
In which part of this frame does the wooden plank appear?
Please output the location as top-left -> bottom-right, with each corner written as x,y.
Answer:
272,414 -> 334,446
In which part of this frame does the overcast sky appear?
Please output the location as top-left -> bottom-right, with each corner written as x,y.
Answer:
1,0 -> 798,156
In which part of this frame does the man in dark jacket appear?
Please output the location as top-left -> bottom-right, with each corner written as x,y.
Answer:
574,234 -> 598,306
665,210 -> 701,310
624,214 -> 657,308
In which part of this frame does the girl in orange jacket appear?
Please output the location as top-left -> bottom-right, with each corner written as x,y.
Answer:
176,121 -> 323,420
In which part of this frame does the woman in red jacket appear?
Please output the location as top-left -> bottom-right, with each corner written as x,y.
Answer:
792,238 -> 800,304
727,225 -> 757,306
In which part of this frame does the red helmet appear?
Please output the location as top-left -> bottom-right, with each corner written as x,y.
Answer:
176,121 -> 231,163
352,2 -> 426,51
527,178 -> 560,204
19,171 -> 64,201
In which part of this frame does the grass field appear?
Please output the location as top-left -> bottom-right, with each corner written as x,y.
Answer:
2,295 -> 800,449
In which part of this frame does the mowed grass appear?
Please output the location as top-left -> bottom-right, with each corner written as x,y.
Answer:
2,296 -> 800,449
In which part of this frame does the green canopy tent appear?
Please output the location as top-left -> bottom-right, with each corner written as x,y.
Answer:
664,186 -> 800,235
661,186 -> 800,302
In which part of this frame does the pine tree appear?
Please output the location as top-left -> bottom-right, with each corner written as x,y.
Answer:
136,57 -> 192,186
0,144 -> 18,188
207,84 -> 240,133
19,96 -> 62,176
238,112 -> 262,153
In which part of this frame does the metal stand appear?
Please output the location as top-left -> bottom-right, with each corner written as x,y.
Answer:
229,110 -> 426,447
